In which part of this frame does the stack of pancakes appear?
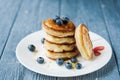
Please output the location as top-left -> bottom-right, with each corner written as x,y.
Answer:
42,18 -> 78,60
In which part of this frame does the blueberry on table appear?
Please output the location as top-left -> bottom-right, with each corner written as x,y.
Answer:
65,62 -> 72,69
70,57 -> 78,63
55,19 -> 63,26
37,57 -> 44,64
75,63 -> 82,69
28,44 -> 35,52
41,38 -> 45,44
62,17 -> 69,24
56,58 -> 64,65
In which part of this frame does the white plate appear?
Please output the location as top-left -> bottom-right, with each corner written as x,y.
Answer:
16,30 -> 112,77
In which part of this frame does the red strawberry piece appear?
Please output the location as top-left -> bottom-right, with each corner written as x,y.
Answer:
94,51 -> 101,56
93,46 -> 104,56
93,46 -> 104,52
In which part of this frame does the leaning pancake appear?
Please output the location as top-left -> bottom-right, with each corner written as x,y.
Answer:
42,18 -> 75,37
44,40 -> 75,52
45,49 -> 78,60
75,24 -> 93,60
45,33 -> 75,44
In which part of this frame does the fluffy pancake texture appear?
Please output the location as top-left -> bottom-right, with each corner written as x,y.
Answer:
45,33 -> 75,44
75,24 -> 93,60
44,40 -> 75,52
42,18 -> 75,37
45,49 -> 78,60
42,17 -> 78,60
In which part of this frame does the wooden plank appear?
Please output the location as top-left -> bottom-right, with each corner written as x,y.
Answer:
58,0 -> 120,80
0,62 -> 25,80
0,0 -> 59,80
100,0 -> 120,73
0,0 -> 22,58
36,0 -> 60,30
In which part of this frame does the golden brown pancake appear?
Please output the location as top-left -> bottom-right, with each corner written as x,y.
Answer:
45,33 -> 75,44
45,49 -> 79,60
42,18 -> 75,37
44,40 -> 75,52
75,24 -> 93,60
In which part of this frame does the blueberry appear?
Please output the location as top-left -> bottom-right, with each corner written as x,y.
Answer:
70,57 -> 78,63
37,57 -> 44,64
65,62 -> 72,69
75,63 -> 82,69
64,17 -> 69,20
53,15 -> 60,22
55,15 -> 60,19
62,17 -> 69,24
55,19 -> 63,26
28,44 -> 35,52
56,58 -> 64,65
41,38 -> 45,44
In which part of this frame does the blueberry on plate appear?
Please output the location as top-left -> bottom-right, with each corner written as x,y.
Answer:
41,38 -> 45,44
53,15 -> 60,22
65,62 -> 72,69
70,57 -> 78,63
28,44 -> 36,52
62,17 -> 69,24
75,63 -> 82,69
55,19 -> 63,26
37,57 -> 44,64
56,58 -> 64,65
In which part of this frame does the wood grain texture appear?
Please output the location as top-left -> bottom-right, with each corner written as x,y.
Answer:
0,0 -> 58,80
0,62 -> 25,80
0,0 -> 22,59
100,0 -> 120,73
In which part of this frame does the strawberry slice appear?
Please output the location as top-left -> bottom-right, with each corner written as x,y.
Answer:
93,46 -> 104,56
93,46 -> 104,52
94,51 -> 101,56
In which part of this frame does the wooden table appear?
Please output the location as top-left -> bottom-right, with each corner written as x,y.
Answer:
0,0 -> 120,80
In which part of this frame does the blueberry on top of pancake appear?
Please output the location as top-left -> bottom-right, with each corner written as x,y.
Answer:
42,16 -> 76,37
42,17 -> 75,32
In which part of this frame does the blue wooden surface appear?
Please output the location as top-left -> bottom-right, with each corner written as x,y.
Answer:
0,0 -> 120,80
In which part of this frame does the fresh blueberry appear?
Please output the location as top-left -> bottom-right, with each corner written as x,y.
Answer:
37,57 -> 44,64
28,44 -> 35,52
62,17 -> 69,24
65,62 -> 72,69
64,17 -> 69,20
70,57 -> 78,63
55,15 -> 60,19
56,58 -> 64,65
75,63 -> 82,69
41,38 -> 45,44
55,19 -> 63,26
53,15 -> 60,22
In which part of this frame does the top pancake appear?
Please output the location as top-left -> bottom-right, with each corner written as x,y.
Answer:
42,18 -> 75,37
43,18 -> 75,32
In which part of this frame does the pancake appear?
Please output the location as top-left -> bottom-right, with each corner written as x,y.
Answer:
45,33 -> 75,44
42,18 -> 75,37
44,40 -> 75,52
75,24 -> 93,60
45,49 -> 78,60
